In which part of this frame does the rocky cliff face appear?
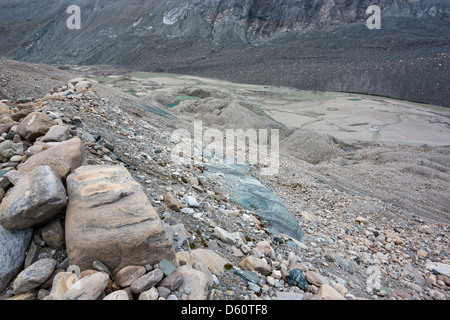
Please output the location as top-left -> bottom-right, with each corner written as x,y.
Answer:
0,0 -> 449,106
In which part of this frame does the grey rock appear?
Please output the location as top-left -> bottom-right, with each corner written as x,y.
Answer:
41,219 -> 65,250
61,272 -> 109,300
115,265 -> 146,288
40,125 -> 70,142
0,165 -> 67,231
130,269 -> 164,294
426,262 -> 450,277
214,226 -> 236,244
13,258 -> 57,294
0,225 -> 32,292
159,258 -> 176,276
92,261 -> 112,278
158,271 -> 183,291
181,208 -> 195,215
183,194 -> 200,207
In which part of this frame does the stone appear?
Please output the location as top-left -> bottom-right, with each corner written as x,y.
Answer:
130,269 -> 164,294
40,125 -> 70,143
356,216 -> 369,224
92,261 -> 112,278
335,256 -> 354,274
176,265 -> 210,300
175,251 -> 214,287
115,265 -> 147,288
138,287 -> 159,300
61,272 -> 109,300
74,81 -> 92,93
192,249 -> 230,276
65,165 -> 177,275
287,268 -> 308,290
316,284 -> 346,300
0,165 -> 67,231
157,286 -> 171,298
0,124 -> 13,135
163,222 -> 189,249
181,208 -> 195,214
9,155 -> 23,163
234,269 -> 260,284
13,258 -> 57,294
7,292 -> 37,300
0,226 -> 33,292
0,102 -> 11,115
18,137 -> 85,179
17,112 -> 55,140
0,140 -> 23,161
68,78 -> 88,90
305,271 -> 329,287
214,226 -> 236,244
256,241 -> 275,259
163,191 -> 181,212
275,291 -> 306,300
158,271 -> 183,291
426,262 -> 450,277
41,219 -> 65,250
4,170 -> 23,186
184,194 -> 200,207
159,258 -> 177,276
24,242 -> 44,268
239,256 -> 271,276
10,109 -> 33,122
103,290 -> 129,300
300,211 -> 316,222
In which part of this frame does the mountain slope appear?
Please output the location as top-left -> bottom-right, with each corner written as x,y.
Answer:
0,0 -> 449,106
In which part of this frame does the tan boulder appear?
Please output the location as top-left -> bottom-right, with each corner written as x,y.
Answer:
17,112 -> 55,140
65,165 -> 177,275
18,137 -> 85,179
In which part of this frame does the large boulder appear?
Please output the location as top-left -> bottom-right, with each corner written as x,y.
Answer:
16,112 -> 55,140
18,137 -> 85,179
65,165 -> 177,275
0,165 -> 67,231
0,226 -> 33,292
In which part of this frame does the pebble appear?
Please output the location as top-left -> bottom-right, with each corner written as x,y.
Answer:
115,265 -> 146,288
130,269 -> 164,294
286,269 -> 308,290
138,287 -> 159,300
103,290 -> 129,300
62,272 -> 109,300
214,227 -> 236,244
183,194 -> 200,207
13,258 -> 57,294
316,283 -> 346,300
